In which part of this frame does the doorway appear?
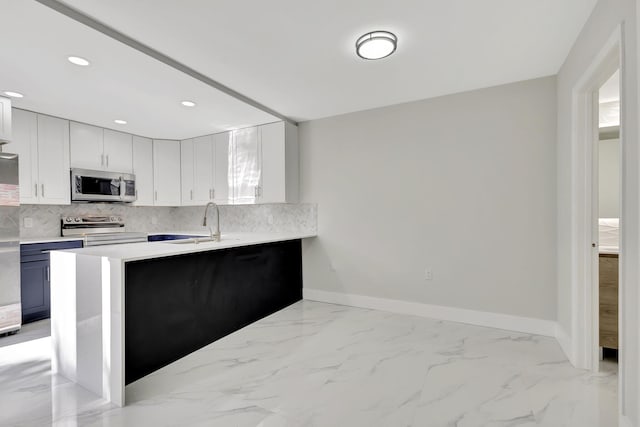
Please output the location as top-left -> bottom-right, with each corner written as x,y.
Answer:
569,26 -> 622,374
596,69 -> 620,368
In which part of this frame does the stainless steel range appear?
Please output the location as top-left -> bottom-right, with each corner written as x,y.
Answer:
61,215 -> 147,246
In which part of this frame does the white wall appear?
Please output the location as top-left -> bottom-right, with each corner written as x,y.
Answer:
556,0 -> 638,423
300,76 -> 557,321
599,138 -> 621,218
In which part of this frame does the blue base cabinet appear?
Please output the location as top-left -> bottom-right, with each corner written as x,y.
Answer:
20,240 -> 83,324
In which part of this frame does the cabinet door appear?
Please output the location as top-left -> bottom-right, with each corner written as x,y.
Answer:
180,139 -> 194,205
0,96 -> 11,142
20,259 -> 50,324
259,122 -> 286,203
213,132 -> 231,204
8,109 -> 39,203
193,135 -> 214,204
231,127 -> 260,204
153,139 -> 181,206
37,115 -> 70,204
70,122 -> 103,170
103,129 -> 133,173
132,136 -> 154,206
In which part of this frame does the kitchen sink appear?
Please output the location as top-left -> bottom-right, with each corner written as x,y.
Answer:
167,237 -> 239,245
168,237 -> 218,244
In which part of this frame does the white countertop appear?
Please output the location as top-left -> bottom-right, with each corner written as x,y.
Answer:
21,231 -> 210,245
55,232 -> 316,262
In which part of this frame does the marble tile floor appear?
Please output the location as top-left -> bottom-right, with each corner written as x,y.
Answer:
0,301 -> 617,427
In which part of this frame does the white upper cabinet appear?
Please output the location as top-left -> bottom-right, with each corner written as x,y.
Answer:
70,122 -> 103,170
132,135 -> 154,206
0,96 -> 12,143
9,110 -> 70,205
213,131 -> 231,204
181,134 -> 229,206
153,139 -> 181,206
36,115 -> 70,204
103,129 -> 133,173
193,135 -> 214,203
180,138 -> 195,205
7,109 -> 38,203
231,127 -> 261,204
70,122 -> 133,173
229,122 -> 298,204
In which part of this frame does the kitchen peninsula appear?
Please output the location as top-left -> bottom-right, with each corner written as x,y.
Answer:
50,232 -> 315,406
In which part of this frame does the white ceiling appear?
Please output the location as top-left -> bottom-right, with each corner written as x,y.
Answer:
60,0 -> 597,122
0,1 -> 277,140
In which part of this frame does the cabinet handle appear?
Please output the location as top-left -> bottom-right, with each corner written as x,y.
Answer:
254,186 -> 258,197
46,266 -> 50,282
41,184 -> 45,198
35,184 -> 38,197
212,188 -> 215,199
190,190 -> 193,200
101,154 -> 104,166
106,155 -> 109,168
154,191 -> 158,201
135,189 -> 138,198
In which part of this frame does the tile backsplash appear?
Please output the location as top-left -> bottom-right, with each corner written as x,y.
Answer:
19,203 -> 317,238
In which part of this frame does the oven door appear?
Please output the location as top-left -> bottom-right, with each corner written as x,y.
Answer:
71,168 -> 133,202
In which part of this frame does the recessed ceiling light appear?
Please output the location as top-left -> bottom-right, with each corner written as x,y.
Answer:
181,100 -> 196,107
68,56 -> 90,66
3,91 -> 24,98
114,119 -> 127,125
356,31 -> 397,60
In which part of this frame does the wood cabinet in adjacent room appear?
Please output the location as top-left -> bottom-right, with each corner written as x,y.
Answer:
599,254 -> 618,350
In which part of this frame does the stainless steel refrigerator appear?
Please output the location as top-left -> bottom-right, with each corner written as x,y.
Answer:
0,152 -> 20,334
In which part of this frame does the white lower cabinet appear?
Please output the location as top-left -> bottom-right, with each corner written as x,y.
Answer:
9,109 -> 70,204
153,139 -> 181,206
132,136 -> 154,206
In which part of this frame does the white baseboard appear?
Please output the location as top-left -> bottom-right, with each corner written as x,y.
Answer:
303,289 -> 556,337
554,324 -> 575,366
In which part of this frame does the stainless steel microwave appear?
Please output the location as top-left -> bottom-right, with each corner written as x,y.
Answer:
71,168 -> 136,203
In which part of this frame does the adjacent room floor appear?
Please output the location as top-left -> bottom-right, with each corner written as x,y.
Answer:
0,301 -> 617,427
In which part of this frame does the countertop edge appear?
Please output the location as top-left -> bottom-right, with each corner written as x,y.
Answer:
55,232 -> 317,263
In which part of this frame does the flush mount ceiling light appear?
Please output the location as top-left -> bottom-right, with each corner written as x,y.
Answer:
114,119 -> 127,125
356,31 -> 397,60
181,100 -> 196,107
3,91 -> 24,98
68,56 -> 90,66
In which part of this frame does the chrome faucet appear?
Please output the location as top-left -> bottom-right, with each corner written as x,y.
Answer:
202,202 -> 221,242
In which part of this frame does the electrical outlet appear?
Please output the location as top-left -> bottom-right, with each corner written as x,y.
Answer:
23,217 -> 33,228
425,268 -> 433,281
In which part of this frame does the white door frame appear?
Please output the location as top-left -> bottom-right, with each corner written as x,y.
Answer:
569,25 -> 623,372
